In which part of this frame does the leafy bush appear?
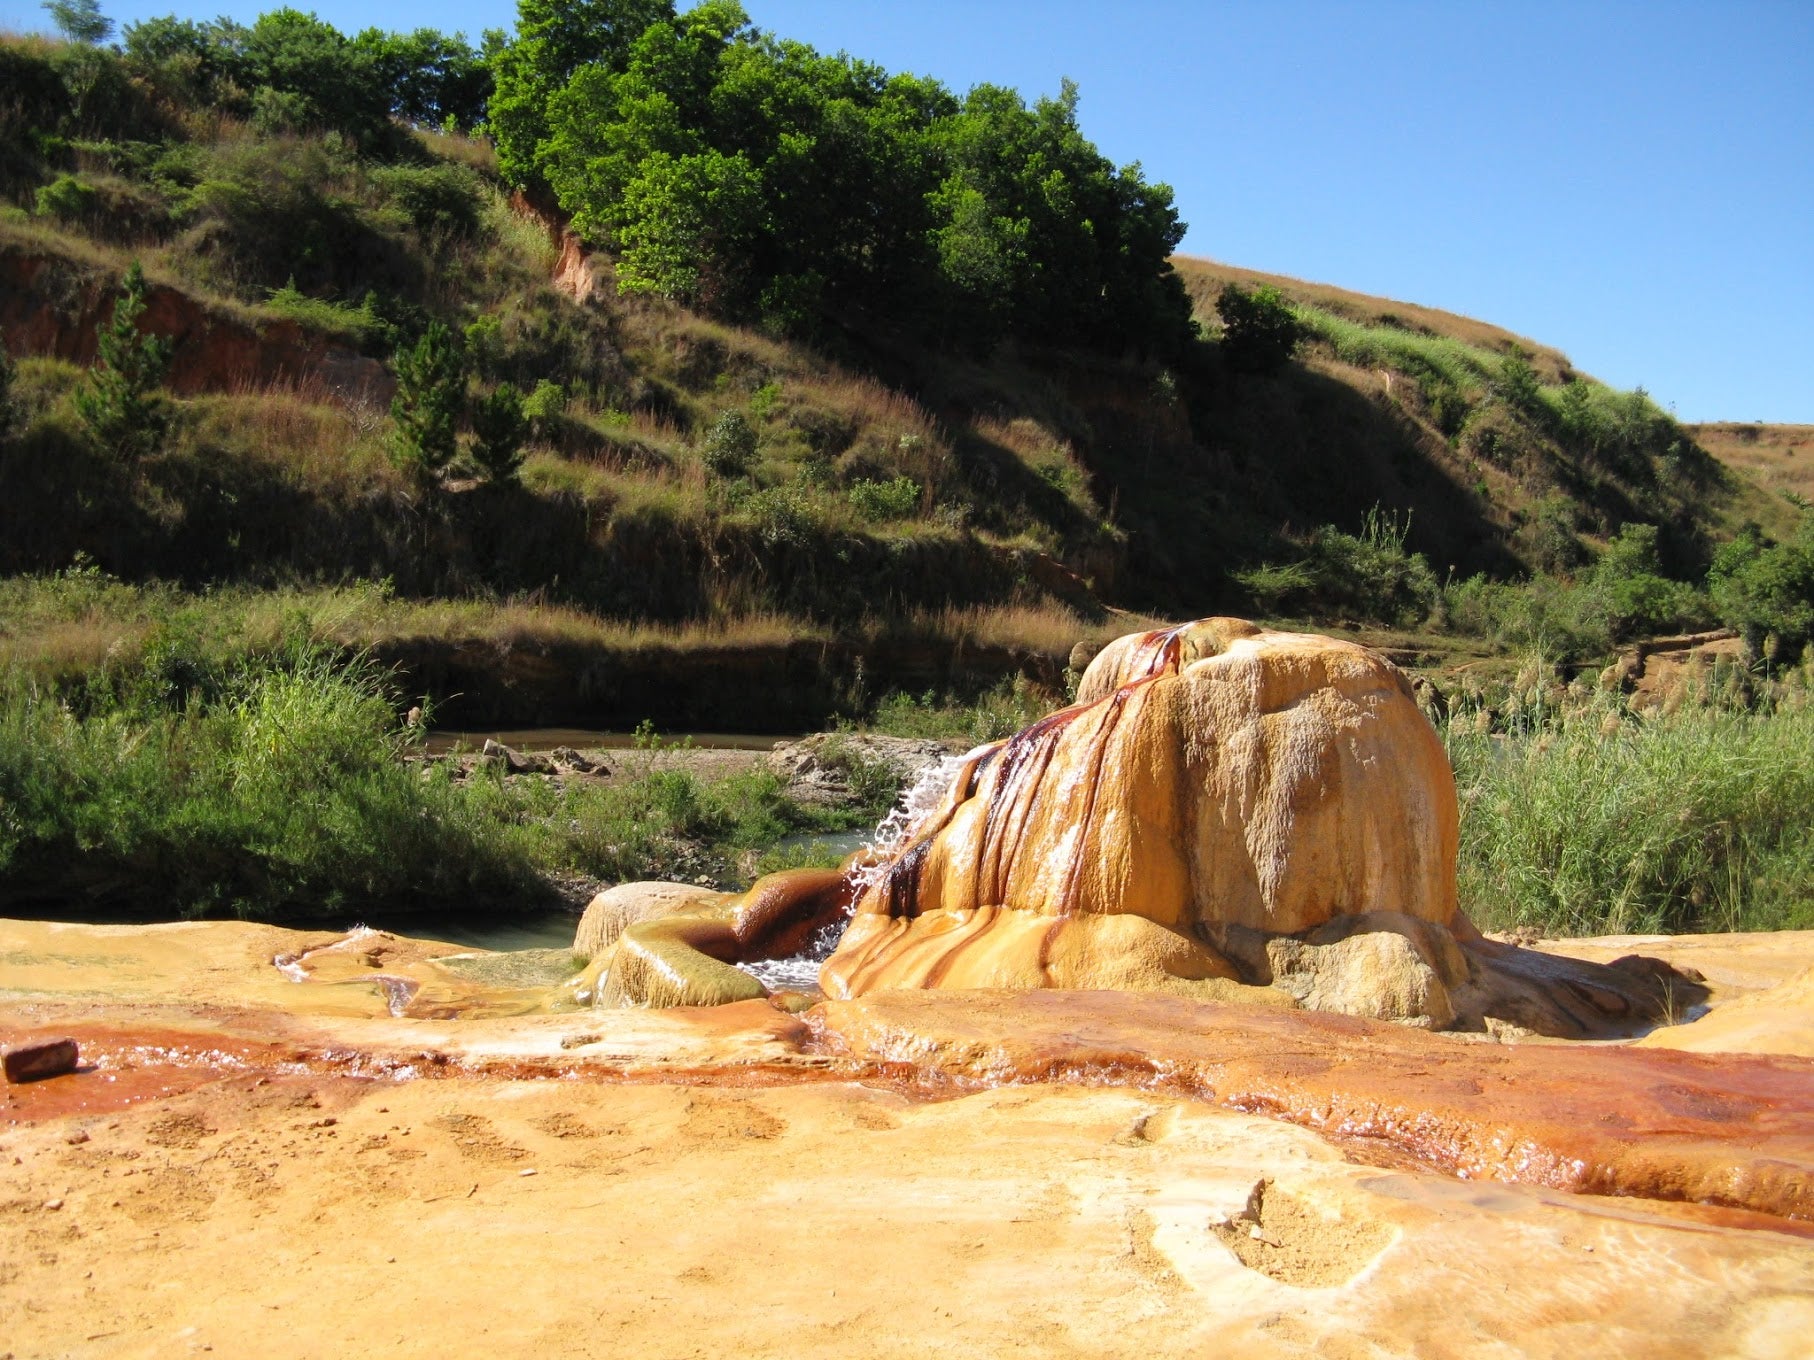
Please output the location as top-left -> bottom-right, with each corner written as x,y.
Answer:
737,484 -> 818,547
74,261 -> 170,461
1583,523 -> 1706,641
1708,520 -> 1814,660
264,279 -> 394,348
33,173 -> 97,222
702,408 -> 757,477
521,377 -> 566,432
369,162 -> 485,240
847,476 -> 920,522
1216,282 -> 1304,376
1237,507 -> 1437,625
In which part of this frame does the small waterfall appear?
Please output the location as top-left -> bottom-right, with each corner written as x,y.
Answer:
737,749 -> 981,991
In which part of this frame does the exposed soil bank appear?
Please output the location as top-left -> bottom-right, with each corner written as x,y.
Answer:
373,632 -> 1066,731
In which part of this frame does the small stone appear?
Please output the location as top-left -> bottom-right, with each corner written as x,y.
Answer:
4,1037 -> 79,1083
65,1129 -> 90,1145
518,1168 -> 537,1177
43,1198 -> 63,1211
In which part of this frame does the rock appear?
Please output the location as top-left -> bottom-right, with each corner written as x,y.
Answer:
574,882 -> 725,959
767,733 -> 953,807
816,987 -> 1814,1222
1638,964 -> 1814,1057
1264,914 -> 1462,1029
479,739 -> 553,776
1066,638 -> 1103,674
4,1037 -> 78,1083
581,870 -> 856,1009
548,746 -> 605,775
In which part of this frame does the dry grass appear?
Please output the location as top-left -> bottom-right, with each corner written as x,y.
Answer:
1690,422 -> 1814,502
1172,255 -> 1579,385
184,389 -> 399,491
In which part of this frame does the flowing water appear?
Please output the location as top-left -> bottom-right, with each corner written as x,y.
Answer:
734,751 -> 980,992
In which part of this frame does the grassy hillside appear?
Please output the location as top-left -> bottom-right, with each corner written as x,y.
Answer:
0,18 -> 1803,733
1688,422 -> 1814,508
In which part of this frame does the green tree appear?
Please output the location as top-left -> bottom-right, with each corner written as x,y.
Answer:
470,383 -> 528,483
0,338 -> 17,439
1216,282 -> 1302,375
239,9 -> 388,140
488,0 -> 676,188
389,322 -> 464,484
43,0 -> 112,45
75,261 -> 171,460
353,27 -> 491,130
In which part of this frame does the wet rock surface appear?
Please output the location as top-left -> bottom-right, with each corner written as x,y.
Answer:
3,916 -> 1813,1357
817,618 -> 1703,1038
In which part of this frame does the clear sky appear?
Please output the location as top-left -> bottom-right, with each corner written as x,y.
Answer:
6,0 -> 1810,421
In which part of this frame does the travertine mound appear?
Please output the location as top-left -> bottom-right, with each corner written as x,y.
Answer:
820,618 -> 1701,1036
823,619 -> 1457,994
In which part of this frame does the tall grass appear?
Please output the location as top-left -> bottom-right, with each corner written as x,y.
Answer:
1294,305 -> 1501,392
0,645 -> 873,920
0,647 -> 540,917
1449,698 -> 1814,935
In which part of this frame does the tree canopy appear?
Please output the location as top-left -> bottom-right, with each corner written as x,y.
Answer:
495,0 -> 1194,355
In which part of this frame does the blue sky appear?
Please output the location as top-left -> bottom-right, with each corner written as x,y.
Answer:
6,0 -> 1810,421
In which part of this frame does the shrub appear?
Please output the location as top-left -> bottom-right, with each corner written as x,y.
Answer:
369,162 -> 485,240
471,382 -> 528,483
1216,282 -> 1303,376
1708,521 -> 1814,660
1236,507 -> 1437,626
521,377 -> 566,434
847,475 -> 920,522
264,279 -> 394,349
389,320 -> 464,483
74,261 -> 170,461
1582,523 -> 1707,641
702,408 -> 757,477
33,172 -> 97,222
739,484 -> 817,547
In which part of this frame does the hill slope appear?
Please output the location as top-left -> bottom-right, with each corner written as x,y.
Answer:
0,25 -> 1802,729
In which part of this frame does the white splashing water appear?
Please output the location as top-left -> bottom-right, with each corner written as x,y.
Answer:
735,748 -> 984,992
